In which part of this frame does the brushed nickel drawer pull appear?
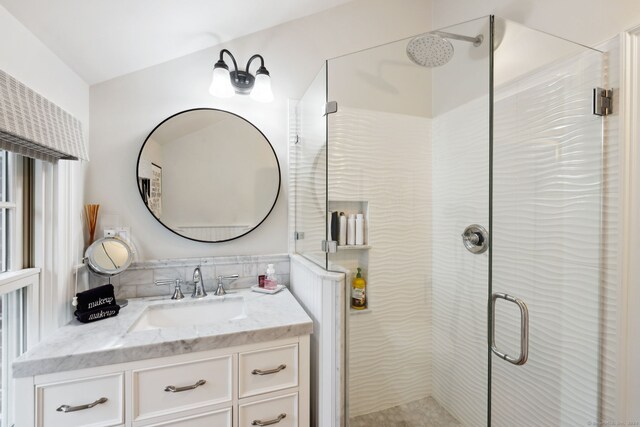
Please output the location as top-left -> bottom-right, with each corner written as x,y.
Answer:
164,379 -> 206,393
56,397 -> 108,413
252,413 -> 287,426
251,364 -> 286,376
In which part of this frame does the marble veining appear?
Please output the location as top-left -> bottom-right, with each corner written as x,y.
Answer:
13,288 -> 312,378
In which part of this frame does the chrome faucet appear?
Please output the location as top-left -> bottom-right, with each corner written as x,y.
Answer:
214,274 -> 239,296
191,266 -> 207,299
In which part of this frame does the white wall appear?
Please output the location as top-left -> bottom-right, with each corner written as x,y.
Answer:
0,5 -> 89,127
433,0 -> 640,47
0,4 -> 90,332
88,0 -> 432,261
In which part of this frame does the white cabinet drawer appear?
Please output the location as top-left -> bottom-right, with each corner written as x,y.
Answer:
239,344 -> 298,398
133,355 -> 232,421
36,373 -> 124,427
146,407 -> 232,426
239,393 -> 298,427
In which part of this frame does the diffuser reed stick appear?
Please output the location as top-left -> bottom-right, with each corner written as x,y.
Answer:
84,204 -> 100,245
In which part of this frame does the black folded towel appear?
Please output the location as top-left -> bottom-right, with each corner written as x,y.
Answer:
75,304 -> 120,323
75,284 -> 116,312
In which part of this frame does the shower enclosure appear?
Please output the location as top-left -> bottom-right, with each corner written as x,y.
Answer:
292,15 -> 617,426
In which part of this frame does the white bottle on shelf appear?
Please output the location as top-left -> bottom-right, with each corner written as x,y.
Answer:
347,214 -> 356,246
355,213 -> 364,245
339,213 -> 347,246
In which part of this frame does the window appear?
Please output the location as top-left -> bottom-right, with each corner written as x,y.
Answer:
0,150 -> 13,272
0,151 -> 38,427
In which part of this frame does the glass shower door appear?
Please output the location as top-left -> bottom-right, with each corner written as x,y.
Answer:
490,18 -> 608,426
294,63 -> 328,269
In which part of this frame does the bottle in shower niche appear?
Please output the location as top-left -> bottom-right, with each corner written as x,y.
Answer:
264,264 -> 278,290
355,213 -> 364,245
339,213 -> 347,246
351,267 -> 367,310
347,214 -> 356,245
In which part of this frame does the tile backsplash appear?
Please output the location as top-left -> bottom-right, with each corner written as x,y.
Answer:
79,254 -> 290,300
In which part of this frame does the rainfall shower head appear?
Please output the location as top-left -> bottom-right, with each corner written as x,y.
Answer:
406,31 -> 483,67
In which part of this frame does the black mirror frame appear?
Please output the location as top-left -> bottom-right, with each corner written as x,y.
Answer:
136,107 -> 281,243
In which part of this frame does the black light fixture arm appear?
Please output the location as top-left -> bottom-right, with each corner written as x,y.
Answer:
218,49 -> 240,80
245,54 -> 266,73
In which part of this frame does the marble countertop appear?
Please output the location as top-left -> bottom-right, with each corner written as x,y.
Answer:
13,288 -> 312,378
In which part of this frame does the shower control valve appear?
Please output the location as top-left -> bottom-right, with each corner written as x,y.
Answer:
462,224 -> 489,254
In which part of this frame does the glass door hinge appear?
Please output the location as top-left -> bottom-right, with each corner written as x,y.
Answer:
593,87 -> 613,116
322,240 -> 337,253
323,101 -> 338,116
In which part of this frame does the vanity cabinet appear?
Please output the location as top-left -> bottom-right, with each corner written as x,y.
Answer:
15,336 -> 309,427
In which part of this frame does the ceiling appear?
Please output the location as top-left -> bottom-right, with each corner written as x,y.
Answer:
0,0 -> 354,85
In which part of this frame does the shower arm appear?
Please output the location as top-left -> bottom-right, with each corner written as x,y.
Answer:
432,31 -> 483,46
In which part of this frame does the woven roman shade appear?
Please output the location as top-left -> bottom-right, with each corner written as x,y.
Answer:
0,69 -> 88,162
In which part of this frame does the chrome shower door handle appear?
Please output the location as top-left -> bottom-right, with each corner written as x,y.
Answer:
491,292 -> 529,365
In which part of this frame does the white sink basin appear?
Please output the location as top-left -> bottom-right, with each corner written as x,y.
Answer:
128,295 -> 247,332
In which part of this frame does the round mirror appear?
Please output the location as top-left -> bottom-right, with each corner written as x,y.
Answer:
136,108 -> 281,242
85,237 -> 133,276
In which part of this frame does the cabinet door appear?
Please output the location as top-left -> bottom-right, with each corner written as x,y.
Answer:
239,393 -> 298,427
239,344 -> 298,398
133,355 -> 232,421
37,373 -> 124,427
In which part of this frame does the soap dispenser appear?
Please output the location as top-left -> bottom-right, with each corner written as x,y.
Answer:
264,264 -> 278,290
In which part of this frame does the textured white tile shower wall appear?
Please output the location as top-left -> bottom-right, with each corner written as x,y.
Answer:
327,107 -> 432,417
491,51 -> 611,426
431,95 -> 489,426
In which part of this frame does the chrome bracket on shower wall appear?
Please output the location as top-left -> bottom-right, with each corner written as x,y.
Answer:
593,87 -> 613,116
323,101 -> 338,116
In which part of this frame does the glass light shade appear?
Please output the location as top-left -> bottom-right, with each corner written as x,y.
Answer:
209,67 -> 234,98
250,73 -> 274,103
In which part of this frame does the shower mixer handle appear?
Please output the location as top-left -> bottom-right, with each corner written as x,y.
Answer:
461,224 -> 489,254
462,231 -> 482,245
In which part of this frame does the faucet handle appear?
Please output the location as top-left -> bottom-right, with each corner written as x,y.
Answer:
217,274 -> 239,284
155,279 -> 185,300
214,275 -> 239,296
171,279 -> 185,300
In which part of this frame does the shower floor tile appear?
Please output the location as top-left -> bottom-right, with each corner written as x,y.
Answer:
349,396 -> 461,427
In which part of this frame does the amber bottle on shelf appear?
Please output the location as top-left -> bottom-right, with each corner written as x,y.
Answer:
351,267 -> 366,310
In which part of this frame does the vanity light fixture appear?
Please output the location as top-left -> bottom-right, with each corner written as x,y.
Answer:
209,49 -> 274,103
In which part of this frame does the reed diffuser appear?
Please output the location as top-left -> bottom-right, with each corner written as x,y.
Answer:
84,204 -> 100,245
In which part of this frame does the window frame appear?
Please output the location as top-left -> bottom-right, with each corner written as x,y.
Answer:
0,151 -> 40,427
0,152 -> 23,273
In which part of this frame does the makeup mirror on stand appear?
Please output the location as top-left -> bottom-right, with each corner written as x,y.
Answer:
84,236 -> 134,307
